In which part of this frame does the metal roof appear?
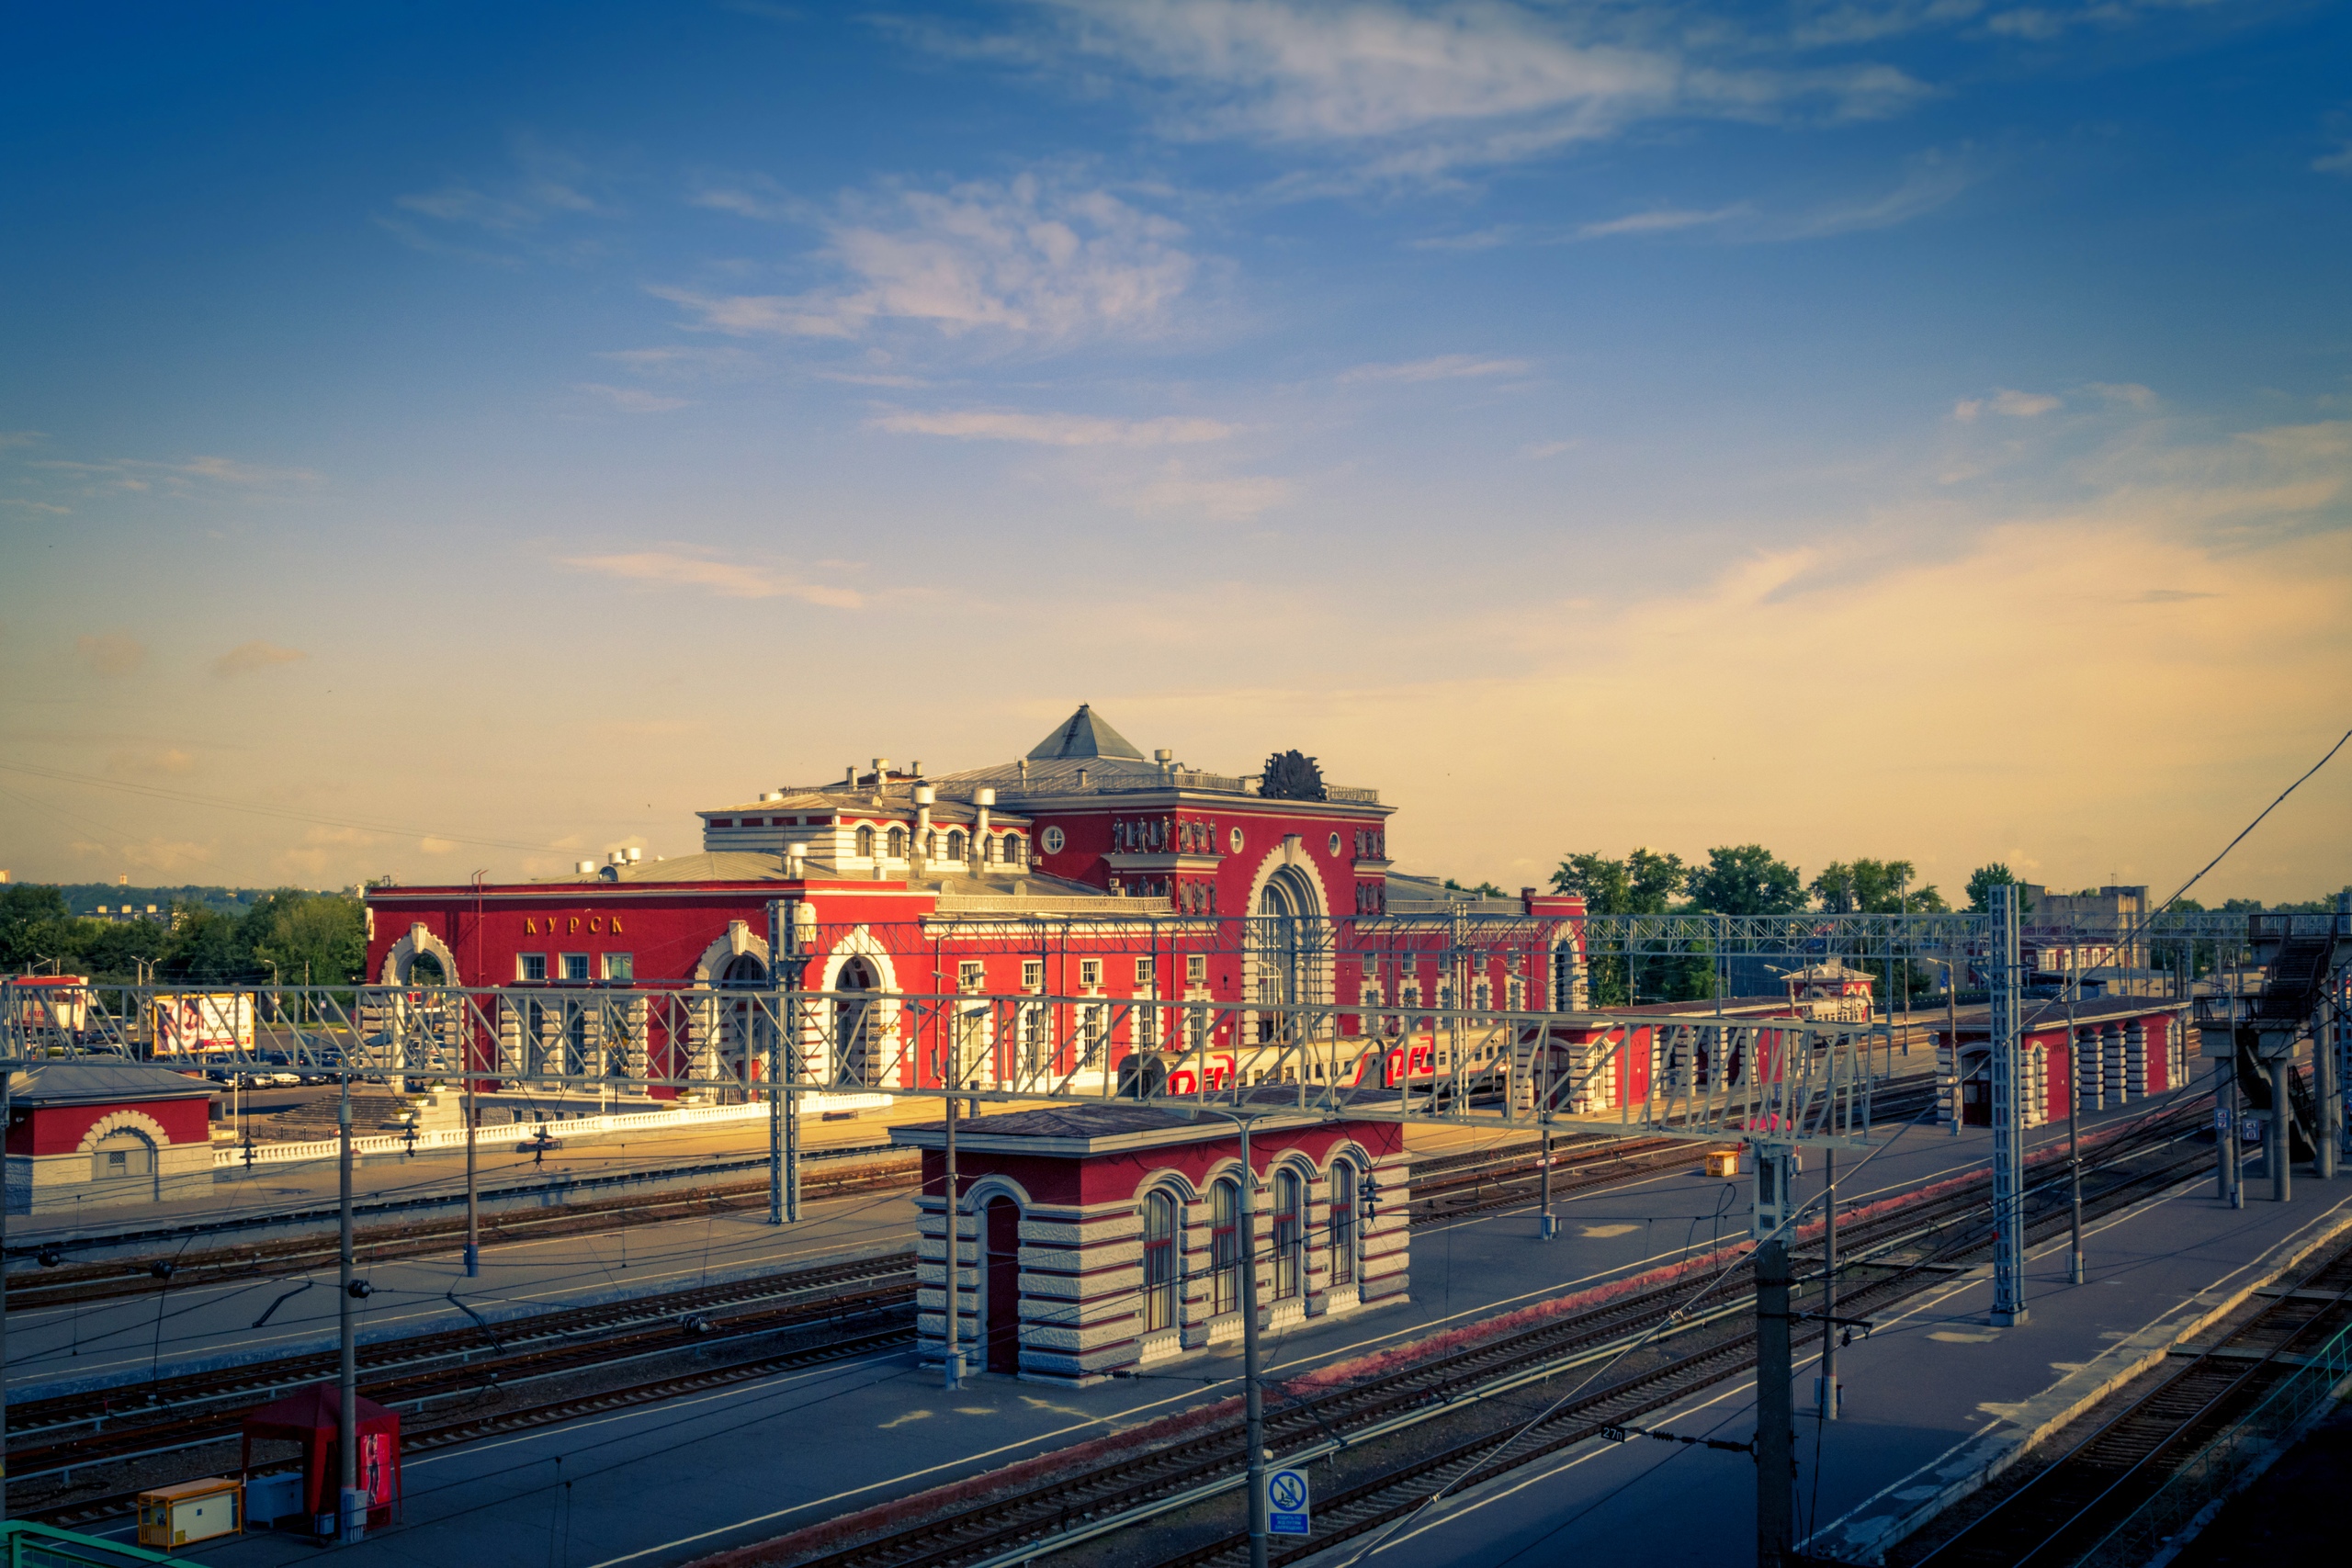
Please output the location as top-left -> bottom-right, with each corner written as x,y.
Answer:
1026,704 -> 1146,761
10,1059 -> 216,1104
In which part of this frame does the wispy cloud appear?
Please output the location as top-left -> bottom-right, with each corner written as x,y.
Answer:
2,497 -> 69,514
1577,203 -> 1750,239
653,171 -> 1199,346
959,1 -> 1932,180
2088,382 -> 2156,409
2132,588 -> 2219,604
379,134 -> 617,264
1522,439 -> 1577,458
1955,388 -> 2062,422
0,431 -> 45,450
1336,354 -> 1532,384
31,454 -> 321,491
1775,146 -> 1979,238
213,640 -> 309,677
76,633 -> 147,676
1118,461 -> 1296,522
564,547 -> 865,608
869,409 -> 1235,446
574,382 -> 694,412
2312,139 -> 2352,175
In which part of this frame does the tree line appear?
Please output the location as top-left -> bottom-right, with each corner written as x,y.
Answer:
0,884 -> 367,987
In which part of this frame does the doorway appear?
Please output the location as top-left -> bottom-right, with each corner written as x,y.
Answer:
984,1197 -> 1022,1374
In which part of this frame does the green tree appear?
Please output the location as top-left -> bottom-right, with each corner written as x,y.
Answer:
1965,863 -> 2032,914
0,886 -> 73,969
159,907 -> 257,983
1551,849 -> 1702,1004
250,892 -> 367,988
1686,845 -> 1804,916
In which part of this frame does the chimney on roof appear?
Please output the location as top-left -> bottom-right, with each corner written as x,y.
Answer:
914,785 -> 935,870
627,847 -> 642,863
1077,768 -> 1089,788
1017,758 -> 1030,785
786,843 -> 807,879
911,760 -> 923,777
845,764 -> 856,787
974,789 -> 993,869
1155,748 -> 1172,780
576,860 -> 595,874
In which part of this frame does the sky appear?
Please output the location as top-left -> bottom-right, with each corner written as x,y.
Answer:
2,0 -> 2347,903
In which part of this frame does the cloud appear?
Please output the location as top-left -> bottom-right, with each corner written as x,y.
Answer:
391,136 -> 609,237
1336,354 -> 1532,384
419,836 -> 458,855
1955,388 -> 2062,422
2087,381 -> 2156,409
31,454 -> 320,491
0,431 -> 45,450
1577,204 -> 1749,239
2317,141 -> 2352,175
563,548 -> 865,607
869,409 -> 1235,446
970,1 -> 1932,180
1522,439 -> 1577,458
75,633 -> 147,676
652,171 -> 1199,345
2132,588 -> 2219,604
2,498 -> 69,513
574,382 -> 694,412
213,640 -> 309,677
1118,461 -> 1296,522
107,747 -> 198,776
1776,147 -> 1979,237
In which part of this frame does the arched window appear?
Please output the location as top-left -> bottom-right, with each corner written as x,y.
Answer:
983,833 -> 997,864
1212,1177 -> 1242,1317
946,829 -> 966,863
1009,834 -> 1025,864
887,826 -> 906,860
1329,1163 -> 1358,1288
1272,1168 -> 1304,1300
923,829 -> 937,860
1144,1189 -> 1181,1331
855,824 -> 876,859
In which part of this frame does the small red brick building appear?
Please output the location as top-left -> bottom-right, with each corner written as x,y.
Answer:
891,1103 -> 1410,1384
5,1060 -> 215,1213
1937,997 -> 2190,1127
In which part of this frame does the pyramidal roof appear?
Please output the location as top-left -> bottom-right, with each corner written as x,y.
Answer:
1025,704 -> 1146,761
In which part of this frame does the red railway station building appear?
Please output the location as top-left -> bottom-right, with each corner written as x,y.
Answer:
1936,996 -> 2190,1128
362,706 -> 1588,1100
4,1059 -> 216,1213
891,1103 -> 1411,1383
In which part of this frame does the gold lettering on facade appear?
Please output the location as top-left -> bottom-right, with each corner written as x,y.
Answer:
611,916 -> 623,934
569,917 -> 580,934
589,917 -> 602,934
525,918 -> 537,935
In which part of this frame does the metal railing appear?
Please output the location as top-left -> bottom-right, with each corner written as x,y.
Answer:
0,979 -> 1892,1145
2075,1314 -> 2352,1568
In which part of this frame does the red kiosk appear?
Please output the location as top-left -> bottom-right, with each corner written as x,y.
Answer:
239,1382 -> 401,1534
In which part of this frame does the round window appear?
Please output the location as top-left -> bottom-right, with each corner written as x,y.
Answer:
1228,826 -> 1244,854
1041,826 -> 1066,854
1329,832 -> 1342,857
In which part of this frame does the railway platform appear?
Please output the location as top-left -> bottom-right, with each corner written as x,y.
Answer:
1345,1162 -> 2352,1568
24,1077 -> 2192,1568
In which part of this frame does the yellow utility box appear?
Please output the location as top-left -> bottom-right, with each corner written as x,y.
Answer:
138,1477 -> 243,1550
1703,1147 -> 1741,1179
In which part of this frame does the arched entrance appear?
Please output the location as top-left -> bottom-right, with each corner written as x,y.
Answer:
1251,864 -> 1321,1043
984,1196 -> 1023,1373
835,957 -> 882,1087
718,953 -> 770,1095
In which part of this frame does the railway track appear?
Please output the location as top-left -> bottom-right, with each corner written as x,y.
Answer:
4,1145 -> 917,1311
1889,1234 -> 2352,1568
780,1094 -> 2211,1568
7,1249 -> 918,1485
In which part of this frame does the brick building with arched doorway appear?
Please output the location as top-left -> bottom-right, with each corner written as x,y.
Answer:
4,1060 -> 215,1213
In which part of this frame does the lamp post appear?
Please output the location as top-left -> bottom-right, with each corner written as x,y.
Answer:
1183,1103 -> 1294,1568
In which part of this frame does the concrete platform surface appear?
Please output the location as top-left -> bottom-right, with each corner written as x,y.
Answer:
41,1088 -> 2221,1568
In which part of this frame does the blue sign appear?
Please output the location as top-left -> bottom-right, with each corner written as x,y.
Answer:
1266,1467 -> 1311,1536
